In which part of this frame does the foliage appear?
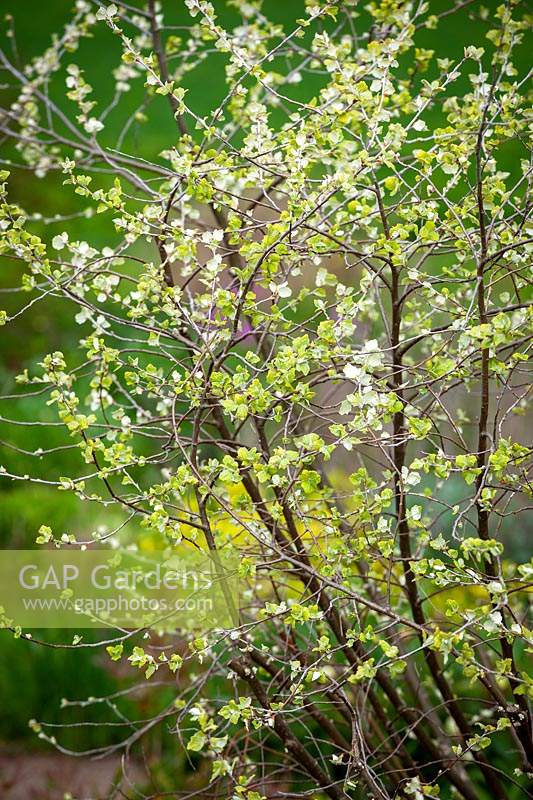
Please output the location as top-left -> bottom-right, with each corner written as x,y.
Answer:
0,1 -> 532,798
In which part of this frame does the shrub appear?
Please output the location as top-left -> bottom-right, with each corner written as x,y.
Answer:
0,1 -> 531,798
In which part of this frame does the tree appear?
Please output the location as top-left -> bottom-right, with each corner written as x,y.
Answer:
0,1 -> 531,798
